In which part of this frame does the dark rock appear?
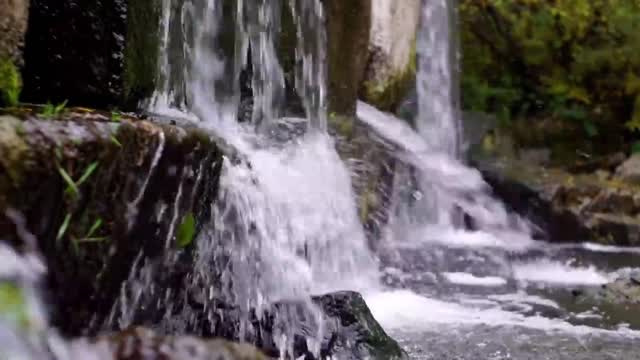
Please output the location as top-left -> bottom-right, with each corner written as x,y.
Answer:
0,113 -> 222,336
313,291 -> 407,360
21,0 -> 159,109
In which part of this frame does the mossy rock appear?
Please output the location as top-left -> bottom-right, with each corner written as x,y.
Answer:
0,113 -> 222,336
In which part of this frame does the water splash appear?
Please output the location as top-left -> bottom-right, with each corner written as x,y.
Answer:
110,0 -> 376,357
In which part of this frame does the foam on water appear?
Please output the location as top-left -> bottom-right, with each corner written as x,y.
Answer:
364,290 -> 640,338
512,260 -> 609,286
443,272 -> 507,287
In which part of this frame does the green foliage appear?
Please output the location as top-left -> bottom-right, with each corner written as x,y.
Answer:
41,100 -> 68,118
631,141 -> 640,154
111,111 -> 122,122
460,0 -> 640,132
176,212 -> 196,248
0,59 -> 21,106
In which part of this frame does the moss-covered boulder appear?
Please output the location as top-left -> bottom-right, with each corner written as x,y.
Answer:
360,0 -> 420,111
0,0 -> 29,106
21,0 -> 160,109
0,111 -> 222,336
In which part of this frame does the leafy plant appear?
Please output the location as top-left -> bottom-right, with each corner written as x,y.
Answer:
41,100 -> 68,118
631,141 -> 640,154
460,0 -> 640,129
176,212 -> 196,248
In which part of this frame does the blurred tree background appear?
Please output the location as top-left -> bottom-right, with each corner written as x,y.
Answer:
459,0 -> 640,157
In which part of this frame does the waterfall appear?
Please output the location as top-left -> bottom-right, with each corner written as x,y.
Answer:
416,0 -> 460,156
108,0 -> 379,356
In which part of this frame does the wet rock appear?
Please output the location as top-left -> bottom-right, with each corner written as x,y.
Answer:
361,0 -> 420,111
74,327 -> 269,360
471,139 -> 640,245
0,113 -> 222,336
313,291 -> 407,360
615,154 -> 640,184
330,114 -> 397,247
21,0 -> 159,109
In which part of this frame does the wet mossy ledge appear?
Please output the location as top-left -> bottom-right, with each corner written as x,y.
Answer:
0,110 -> 223,335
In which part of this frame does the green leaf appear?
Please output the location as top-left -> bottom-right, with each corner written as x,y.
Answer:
76,162 -> 99,187
57,213 -> 72,241
57,166 -> 79,197
631,141 -> 640,154
85,218 -> 103,239
111,135 -> 122,147
176,212 -> 196,248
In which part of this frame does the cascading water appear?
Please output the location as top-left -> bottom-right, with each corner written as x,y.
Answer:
107,0 -> 379,357
357,1 -> 640,358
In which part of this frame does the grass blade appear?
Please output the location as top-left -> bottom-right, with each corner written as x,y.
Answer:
57,213 -> 72,241
85,218 -> 103,239
76,162 -> 99,187
57,166 -> 79,197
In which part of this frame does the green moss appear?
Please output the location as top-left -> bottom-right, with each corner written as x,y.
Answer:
361,43 -> 417,112
123,0 -> 161,108
329,113 -> 355,138
0,282 -> 30,331
0,58 -> 21,106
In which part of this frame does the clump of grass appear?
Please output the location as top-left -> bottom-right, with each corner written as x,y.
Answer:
41,100 -> 68,119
